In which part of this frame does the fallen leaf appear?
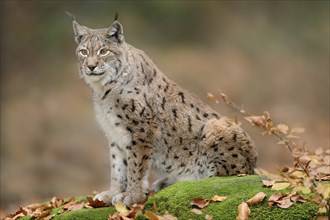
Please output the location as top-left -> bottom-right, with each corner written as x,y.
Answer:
316,184 -> 330,199
316,166 -> 330,175
315,147 -> 324,155
277,198 -> 293,209
44,214 -> 56,220
300,187 -> 311,194
158,212 -> 178,220
268,193 -> 285,207
261,180 -> 275,187
191,198 -> 210,209
152,201 -> 158,214
114,202 -> 129,213
191,208 -> 203,215
246,192 -> 266,206
125,204 -> 144,218
290,194 -> 307,203
271,182 -> 290,191
212,195 -> 227,202
299,155 -> 311,164
318,206 -> 327,213
205,214 -> 213,220
144,211 -> 159,220
87,196 -> 108,208
236,202 -> 250,220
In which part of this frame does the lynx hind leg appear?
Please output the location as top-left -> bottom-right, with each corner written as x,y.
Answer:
202,118 -> 258,175
152,177 -> 177,192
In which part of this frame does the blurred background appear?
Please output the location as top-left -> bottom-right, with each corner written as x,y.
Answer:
1,0 -> 329,215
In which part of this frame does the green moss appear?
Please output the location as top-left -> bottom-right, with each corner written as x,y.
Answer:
145,175 -> 318,220
53,207 -> 116,220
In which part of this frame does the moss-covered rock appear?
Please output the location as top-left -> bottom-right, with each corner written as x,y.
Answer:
144,175 -> 318,220
19,175 -> 319,219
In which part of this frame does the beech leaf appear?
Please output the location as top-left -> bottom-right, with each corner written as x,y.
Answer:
144,210 -> 159,220
191,198 -> 210,209
236,202 -> 250,220
114,201 -> 129,213
87,196 -> 108,208
271,182 -> 290,191
191,208 -> 203,215
290,194 -> 307,203
212,195 -> 228,202
277,198 -> 293,209
261,180 -> 275,187
246,192 -> 267,206
205,214 -> 213,220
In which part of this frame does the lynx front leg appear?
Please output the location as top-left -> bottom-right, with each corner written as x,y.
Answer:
94,142 -> 127,204
112,136 -> 153,206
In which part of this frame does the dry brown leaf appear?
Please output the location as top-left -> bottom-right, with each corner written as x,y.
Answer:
212,195 -> 228,202
5,207 -> 27,220
277,198 -> 294,209
290,194 -> 307,203
44,214 -> 56,220
191,198 -> 210,209
261,180 -> 275,187
152,201 -> 158,213
87,196 -> 108,208
125,204 -> 144,218
236,202 -> 250,220
114,202 -> 129,213
144,211 -> 159,220
158,212 -> 178,220
271,182 -> 290,191
205,214 -> 213,220
268,193 -> 285,207
246,192 -> 267,206
316,166 -> 330,175
191,208 -> 203,215
315,147 -> 324,155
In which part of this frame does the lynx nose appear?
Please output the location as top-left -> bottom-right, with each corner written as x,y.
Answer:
88,65 -> 96,71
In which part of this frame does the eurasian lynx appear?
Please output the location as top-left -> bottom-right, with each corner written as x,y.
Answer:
71,15 -> 257,206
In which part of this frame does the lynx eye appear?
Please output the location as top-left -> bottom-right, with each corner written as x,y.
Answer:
79,49 -> 88,57
99,48 -> 110,56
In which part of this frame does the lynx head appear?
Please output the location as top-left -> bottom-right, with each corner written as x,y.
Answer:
71,14 -> 126,86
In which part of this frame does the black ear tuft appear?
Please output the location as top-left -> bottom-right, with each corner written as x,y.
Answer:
65,11 -> 76,21
114,12 -> 119,21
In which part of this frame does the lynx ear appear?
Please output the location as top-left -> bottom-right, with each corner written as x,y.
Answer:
72,20 -> 88,45
106,20 -> 124,43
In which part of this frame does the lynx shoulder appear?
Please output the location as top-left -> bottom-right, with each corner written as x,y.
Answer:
71,15 -> 257,206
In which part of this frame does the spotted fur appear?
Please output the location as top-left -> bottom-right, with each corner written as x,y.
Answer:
71,17 -> 257,206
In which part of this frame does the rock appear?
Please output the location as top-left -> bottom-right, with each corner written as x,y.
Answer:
18,175 -> 320,220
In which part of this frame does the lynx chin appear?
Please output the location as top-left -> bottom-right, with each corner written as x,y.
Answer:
70,14 -> 257,206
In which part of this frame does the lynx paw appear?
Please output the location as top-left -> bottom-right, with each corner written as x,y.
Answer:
94,190 -> 121,205
112,191 -> 146,206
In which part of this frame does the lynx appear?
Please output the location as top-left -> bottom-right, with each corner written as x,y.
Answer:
70,14 -> 257,206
